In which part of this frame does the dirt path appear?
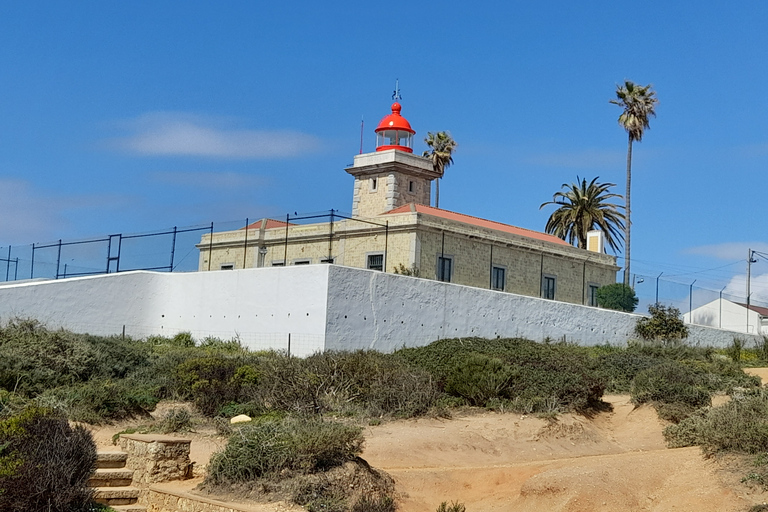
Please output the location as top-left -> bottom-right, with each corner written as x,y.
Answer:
362,395 -> 752,512
89,394 -> 763,511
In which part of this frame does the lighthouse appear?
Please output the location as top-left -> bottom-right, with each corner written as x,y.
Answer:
345,102 -> 441,217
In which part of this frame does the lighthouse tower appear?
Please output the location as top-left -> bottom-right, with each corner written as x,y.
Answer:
345,102 -> 440,218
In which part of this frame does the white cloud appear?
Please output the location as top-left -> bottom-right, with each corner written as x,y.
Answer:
686,242 -> 768,260
524,148 -> 625,170
108,112 -> 322,159
150,170 -> 267,189
723,272 -> 768,305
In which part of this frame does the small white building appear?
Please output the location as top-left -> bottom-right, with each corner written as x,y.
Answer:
684,298 -> 768,335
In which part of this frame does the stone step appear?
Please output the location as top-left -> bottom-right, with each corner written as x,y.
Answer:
97,451 -> 128,469
110,505 -> 147,512
93,486 -> 141,506
88,468 -> 134,487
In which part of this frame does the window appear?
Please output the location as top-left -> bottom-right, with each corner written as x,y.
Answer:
271,261 -> 285,267
370,177 -> 378,191
220,263 -> 234,270
542,275 -> 556,300
409,181 -> 414,193
437,256 -> 453,282
367,254 -> 384,271
492,266 -> 506,291
588,284 -> 599,307
293,259 -> 311,265
321,258 -> 334,264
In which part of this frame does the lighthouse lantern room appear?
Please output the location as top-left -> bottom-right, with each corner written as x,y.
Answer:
374,102 -> 414,153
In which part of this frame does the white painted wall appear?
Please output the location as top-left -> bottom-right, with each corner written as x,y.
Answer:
0,266 -> 330,357
684,298 -> 768,335
0,265 -> 757,354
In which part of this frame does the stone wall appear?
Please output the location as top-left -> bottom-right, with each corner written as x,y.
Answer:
119,434 -> 193,487
145,487 -> 263,512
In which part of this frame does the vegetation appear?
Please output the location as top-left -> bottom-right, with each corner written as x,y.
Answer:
610,80 -> 658,285
635,304 -> 689,343
436,502 -> 467,512
422,131 -> 457,209
596,283 -> 638,312
0,407 -> 96,512
540,176 -> 625,253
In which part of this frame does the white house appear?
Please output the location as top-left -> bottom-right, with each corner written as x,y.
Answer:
684,298 -> 768,335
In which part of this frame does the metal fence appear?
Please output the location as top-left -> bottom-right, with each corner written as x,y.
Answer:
3,214 -> 765,331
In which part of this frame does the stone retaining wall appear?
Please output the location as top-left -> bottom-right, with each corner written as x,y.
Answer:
119,434 -> 193,487
146,486 -> 275,512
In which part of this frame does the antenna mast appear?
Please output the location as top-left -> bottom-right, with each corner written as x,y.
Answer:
359,117 -> 364,154
392,78 -> 402,101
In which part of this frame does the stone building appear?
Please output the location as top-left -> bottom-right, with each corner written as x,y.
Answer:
198,102 -> 619,306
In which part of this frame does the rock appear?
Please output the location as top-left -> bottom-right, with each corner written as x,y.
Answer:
230,414 -> 252,424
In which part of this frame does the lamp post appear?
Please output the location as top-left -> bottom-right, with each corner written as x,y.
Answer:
747,248 -> 758,333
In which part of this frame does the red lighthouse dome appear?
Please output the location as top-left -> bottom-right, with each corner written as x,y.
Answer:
374,102 -> 415,153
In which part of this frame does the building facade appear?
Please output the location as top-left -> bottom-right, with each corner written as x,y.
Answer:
198,102 -> 619,306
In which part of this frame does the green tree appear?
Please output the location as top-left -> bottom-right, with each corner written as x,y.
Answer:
422,131 -> 457,209
596,283 -> 638,312
611,81 -> 658,285
539,176 -> 626,252
635,303 -> 689,344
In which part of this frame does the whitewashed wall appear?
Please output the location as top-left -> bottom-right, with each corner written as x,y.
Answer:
0,265 -> 756,353
0,267 -> 330,357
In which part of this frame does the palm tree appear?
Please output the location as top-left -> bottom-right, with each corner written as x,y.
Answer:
422,131 -> 457,209
610,81 -> 658,285
540,177 -> 626,253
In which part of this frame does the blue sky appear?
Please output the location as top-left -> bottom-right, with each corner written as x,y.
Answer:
2,1 -> 768,308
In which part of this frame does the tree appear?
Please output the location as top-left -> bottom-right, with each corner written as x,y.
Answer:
610,81 -> 658,285
635,303 -> 689,344
422,131 -> 457,209
539,176 -> 626,253
596,283 -> 638,312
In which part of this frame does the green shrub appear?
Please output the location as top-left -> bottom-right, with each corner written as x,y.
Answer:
205,416 -> 363,485
596,283 -> 638,312
595,351 -> 659,393
631,361 -> 711,420
0,407 -> 96,512
634,304 -> 689,344
398,337 -> 604,413
436,501 -> 467,512
444,354 -> 514,406
665,392 -> 768,453
171,357 -> 258,416
0,319 -> 151,397
157,407 -> 194,434
41,379 -> 160,424
351,495 -> 395,512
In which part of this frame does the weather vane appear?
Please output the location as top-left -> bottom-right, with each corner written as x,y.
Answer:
392,79 -> 402,101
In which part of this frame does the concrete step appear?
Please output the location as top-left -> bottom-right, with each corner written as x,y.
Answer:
96,451 -> 128,469
92,486 -> 141,506
110,505 -> 147,512
88,468 -> 134,487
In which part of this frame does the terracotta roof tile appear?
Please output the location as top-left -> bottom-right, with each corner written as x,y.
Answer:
735,302 -> 768,317
242,218 -> 295,230
382,204 -> 570,246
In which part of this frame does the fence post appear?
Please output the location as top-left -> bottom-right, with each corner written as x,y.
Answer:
207,222 -> 214,271
5,245 -> 10,281
243,218 -> 249,269
287,333 -> 291,357
55,240 -> 62,279
30,243 -> 35,279
169,226 -> 178,272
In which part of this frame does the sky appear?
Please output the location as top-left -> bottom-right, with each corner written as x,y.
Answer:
2,1 -> 768,309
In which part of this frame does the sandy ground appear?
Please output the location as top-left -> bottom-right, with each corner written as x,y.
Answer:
89,387 -> 768,512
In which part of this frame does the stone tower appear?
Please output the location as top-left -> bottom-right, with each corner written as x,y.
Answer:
345,102 -> 440,218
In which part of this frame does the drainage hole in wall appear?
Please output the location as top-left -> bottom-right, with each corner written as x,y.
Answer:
306,313 -> 309,316
401,320 -> 404,324
344,315 -> 347,319
161,314 -> 165,318
363,316 -> 366,321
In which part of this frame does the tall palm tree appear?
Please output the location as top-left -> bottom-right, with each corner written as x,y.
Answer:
540,177 -> 626,253
422,131 -> 457,209
610,81 -> 658,285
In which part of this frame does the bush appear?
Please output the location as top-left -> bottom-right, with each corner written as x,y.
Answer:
0,407 -> 96,512
205,416 -> 363,485
631,361 -> 711,421
171,357 -> 259,417
444,354 -> 515,406
397,337 -> 605,413
436,502 -> 467,512
664,391 -> 768,453
41,379 -> 160,424
596,283 -> 638,312
0,319 -> 151,397
635,304 -> 689,343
